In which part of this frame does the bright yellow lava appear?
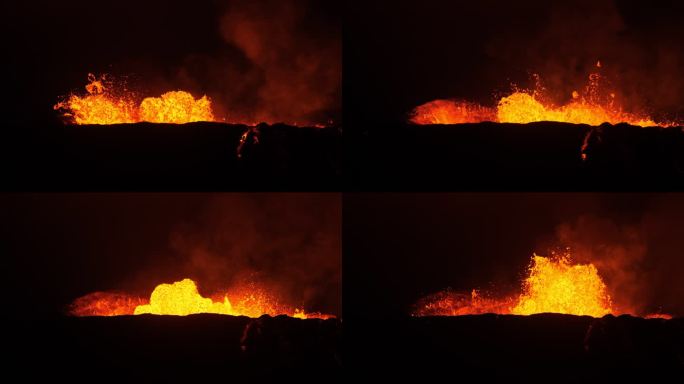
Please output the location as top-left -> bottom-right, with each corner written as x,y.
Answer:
511,254 -> 613,317
133,279 -> 241,316
413,253 -> 620,318
139,91 -> 214,124
496,92 -> 656,127
70,277 -> 334,319
410,62 -> 674,127
55,74 -> 215,125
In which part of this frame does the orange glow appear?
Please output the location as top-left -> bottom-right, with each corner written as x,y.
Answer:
411,63 -> 677,127
644,313 -> 673,320
411,100 -> 495,125
69,291 -> 146,317
54,74 -> 216,125
413,289 -> 515,317
412,252 -> 667,318
70,278 -> 332,319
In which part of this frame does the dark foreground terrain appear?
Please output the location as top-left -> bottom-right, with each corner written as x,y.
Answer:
8,313 -> 682,381
347,313 -> 683,380
9,314 -> 341,381
5,122 -> 340,190
347,122 -> 684,189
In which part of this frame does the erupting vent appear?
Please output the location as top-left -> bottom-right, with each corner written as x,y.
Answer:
414,252 -> 670,319
70,278 -> 333,319
411,62 -> 679,128
511,255 -> 612,317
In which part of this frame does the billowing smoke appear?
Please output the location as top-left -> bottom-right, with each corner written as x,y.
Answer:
172,0 -> 341,125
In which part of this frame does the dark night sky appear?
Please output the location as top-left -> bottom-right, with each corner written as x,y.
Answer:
5,0 -> 340,125
344,193 -> 684,319
3,193 -> 341,318
344,0 -> 684,126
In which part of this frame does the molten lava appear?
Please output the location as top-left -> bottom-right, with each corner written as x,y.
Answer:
414,253 -> 616,318
411,100 -> 496,125
138,92 -> 214,124
70,278 -> 332,319
511,255 -> 612,317
54,74 -> 215,125
413,289 -> 515,317
411,63 -> 676,127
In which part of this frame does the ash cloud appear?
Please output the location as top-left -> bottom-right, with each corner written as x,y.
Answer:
149,194 -> 341,315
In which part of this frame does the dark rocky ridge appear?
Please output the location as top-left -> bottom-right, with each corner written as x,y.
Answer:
347,122 -> 684,190
9,314 -> 341,381
346,313 -> 683,380
4,122 -> 341,190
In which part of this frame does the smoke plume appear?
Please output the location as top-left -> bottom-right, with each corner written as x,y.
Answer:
172,0 -> 341,125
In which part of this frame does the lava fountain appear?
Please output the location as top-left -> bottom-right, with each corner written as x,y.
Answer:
413,252 -> 668,318
70,278 -> 332,319
510,255 -> 612,317
54,74 -> 216,125
411,62 -> 679,128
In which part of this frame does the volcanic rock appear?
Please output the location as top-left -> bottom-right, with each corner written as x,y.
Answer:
4,121 -> 340,190
348,122 -> 684,189
9,314 -> 341,381
346,314 -> 683,380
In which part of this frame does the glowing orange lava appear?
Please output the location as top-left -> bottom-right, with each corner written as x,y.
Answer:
413,289 -> 515,317
414,253 -> 617,318
54,74 -> 215,125
70,278 -> 332,319
69,291 -> 146,317
411,63 -> 677,127
411,100 -> 496,125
